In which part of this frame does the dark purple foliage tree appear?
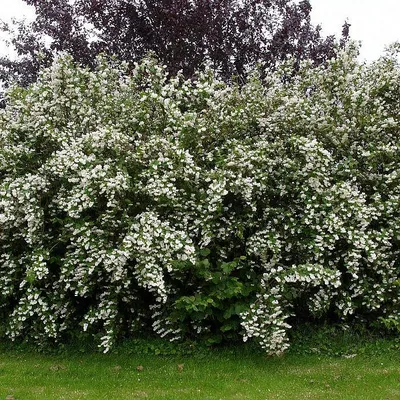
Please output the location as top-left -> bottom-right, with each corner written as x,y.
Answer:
0,0 -> 350,88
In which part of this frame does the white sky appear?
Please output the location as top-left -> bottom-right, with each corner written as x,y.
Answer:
0,0 -> 399,62
311,0 -> 400,62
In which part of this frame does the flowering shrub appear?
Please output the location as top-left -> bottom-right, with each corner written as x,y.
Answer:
1,44 -> 399,354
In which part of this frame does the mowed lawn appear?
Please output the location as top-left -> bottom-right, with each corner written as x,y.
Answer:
0,342 -> 399,400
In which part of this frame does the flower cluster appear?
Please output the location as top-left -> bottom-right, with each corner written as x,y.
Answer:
1,44 -> 399,353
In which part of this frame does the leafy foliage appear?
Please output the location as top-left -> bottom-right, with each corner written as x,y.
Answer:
0,43 -> 399,354
0,0 -> 350,88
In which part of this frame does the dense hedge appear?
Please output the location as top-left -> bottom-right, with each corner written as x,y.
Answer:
1,44 -> 400,354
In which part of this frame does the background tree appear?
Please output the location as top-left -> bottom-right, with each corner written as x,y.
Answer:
0,0 -> 350,89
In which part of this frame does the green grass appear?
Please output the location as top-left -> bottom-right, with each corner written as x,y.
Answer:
0,334 -> 399,400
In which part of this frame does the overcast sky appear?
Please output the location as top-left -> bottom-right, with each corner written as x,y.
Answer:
311,0 -> 399,61
0,0 -> 399,62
